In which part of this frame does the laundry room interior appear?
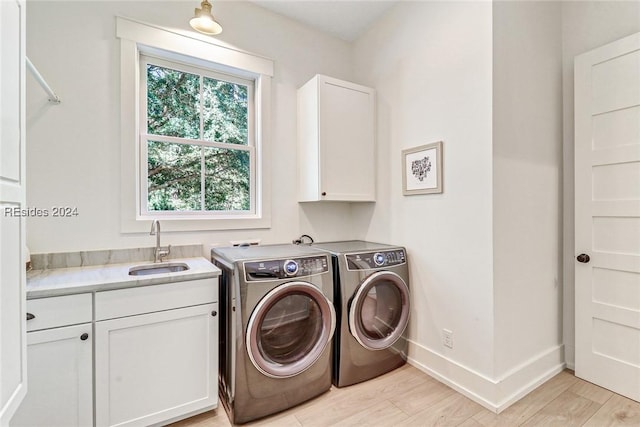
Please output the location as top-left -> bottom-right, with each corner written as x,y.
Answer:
1,0 -> 639,426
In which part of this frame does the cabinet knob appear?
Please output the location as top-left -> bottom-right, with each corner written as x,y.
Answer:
576,253 -> 590,263
26,313 -> 35,321
321,192 -> 327,196
80,333 -> 89,341
211,310 -> 217,317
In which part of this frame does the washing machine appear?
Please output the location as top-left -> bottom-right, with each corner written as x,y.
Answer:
313,240 -> 410,387
212,244 -> 336,424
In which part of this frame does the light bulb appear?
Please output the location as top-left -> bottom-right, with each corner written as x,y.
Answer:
190,1 -> 222,35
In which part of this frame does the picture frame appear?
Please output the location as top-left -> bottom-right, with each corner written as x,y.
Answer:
402,141 -> 443,195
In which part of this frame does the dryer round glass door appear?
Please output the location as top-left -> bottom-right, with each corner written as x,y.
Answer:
246,281 -> 336,378
348,271 -> 410,351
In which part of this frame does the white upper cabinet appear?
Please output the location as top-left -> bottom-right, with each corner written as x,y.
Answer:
297,75 -> 376,202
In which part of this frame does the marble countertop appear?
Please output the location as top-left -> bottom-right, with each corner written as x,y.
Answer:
26,257 -> 220,299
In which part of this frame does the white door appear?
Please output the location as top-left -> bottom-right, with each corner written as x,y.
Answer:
575,31 -> 640,401
10,324 -> 93,427
0,0 -> 27,423
95,304 -> 218,427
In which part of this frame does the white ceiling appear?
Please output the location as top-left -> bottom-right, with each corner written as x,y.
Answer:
249,1 -> 397,42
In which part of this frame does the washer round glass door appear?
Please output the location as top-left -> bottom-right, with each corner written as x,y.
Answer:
246,281 -> 336,378
348,271 -> 410,351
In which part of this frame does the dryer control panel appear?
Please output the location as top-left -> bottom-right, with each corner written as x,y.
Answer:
346,250 -> 406,270
244,255 -> 329,281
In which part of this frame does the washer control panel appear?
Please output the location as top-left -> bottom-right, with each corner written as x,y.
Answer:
244,255 -> 329,281
346,249 -> 406,270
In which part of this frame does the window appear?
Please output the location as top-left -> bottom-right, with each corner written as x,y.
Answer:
118,17 -> 273,232
141,56 -> 255,216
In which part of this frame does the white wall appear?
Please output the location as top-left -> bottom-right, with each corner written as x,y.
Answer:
353,0 -> 496,381
492,1 -> 563,379
353,0 -> 639,409
560,1 -> 640,369
353,0 -> 569,411
25,1 -> 358,253
25,0 -> 640,412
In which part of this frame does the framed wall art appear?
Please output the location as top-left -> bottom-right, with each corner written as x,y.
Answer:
402,141 -> 443,195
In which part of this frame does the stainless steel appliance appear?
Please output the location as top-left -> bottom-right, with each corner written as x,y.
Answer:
313,241 -> 410,387
212,244 -> 335,424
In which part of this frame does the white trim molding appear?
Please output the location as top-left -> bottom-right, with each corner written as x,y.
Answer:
407,339 -> 566,413
116,16 -> 273,233
116,16 -> 273,77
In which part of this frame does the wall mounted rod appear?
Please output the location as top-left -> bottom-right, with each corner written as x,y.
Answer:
26,57 -> 61,104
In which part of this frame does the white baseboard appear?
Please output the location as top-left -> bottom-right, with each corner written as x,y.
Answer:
406,339 -> 566,413
564,343 -> 575,371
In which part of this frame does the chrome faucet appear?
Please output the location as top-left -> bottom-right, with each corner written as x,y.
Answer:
150,219 -> 171,263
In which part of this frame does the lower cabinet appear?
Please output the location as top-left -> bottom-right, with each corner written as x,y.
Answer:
95,303 -> 218,427
10,324 -> 93,427
15,277 -> 219,427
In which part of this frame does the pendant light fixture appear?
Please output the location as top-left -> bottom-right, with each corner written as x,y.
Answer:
190,0 -> 222,35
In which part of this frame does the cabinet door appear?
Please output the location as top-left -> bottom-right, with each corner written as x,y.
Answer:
10,324 -> 93,427
319,77 -> 375,201
95,304 -> 218,427
0,0 -> 27,423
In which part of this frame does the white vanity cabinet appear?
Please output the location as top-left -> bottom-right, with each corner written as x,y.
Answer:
11,294 -> 93,427
94,279 -> 218,427
297,74 -> 376,202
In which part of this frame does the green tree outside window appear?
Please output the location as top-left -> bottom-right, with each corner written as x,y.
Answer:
145,62 -> 251,212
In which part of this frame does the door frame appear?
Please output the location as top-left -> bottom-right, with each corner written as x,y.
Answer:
0,0 -> 27,423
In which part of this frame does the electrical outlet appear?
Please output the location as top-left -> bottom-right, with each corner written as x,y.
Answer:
443,329 -> 453,349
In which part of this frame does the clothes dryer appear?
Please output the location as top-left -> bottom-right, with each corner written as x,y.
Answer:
313,240 -> 410,387
212,244 -> 335,424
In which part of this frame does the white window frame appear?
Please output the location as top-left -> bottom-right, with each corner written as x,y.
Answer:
117,16 -> 273,233
140,55 -> 256,217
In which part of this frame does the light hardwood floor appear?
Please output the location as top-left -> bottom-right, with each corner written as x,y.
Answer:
171,365 -> 640,426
